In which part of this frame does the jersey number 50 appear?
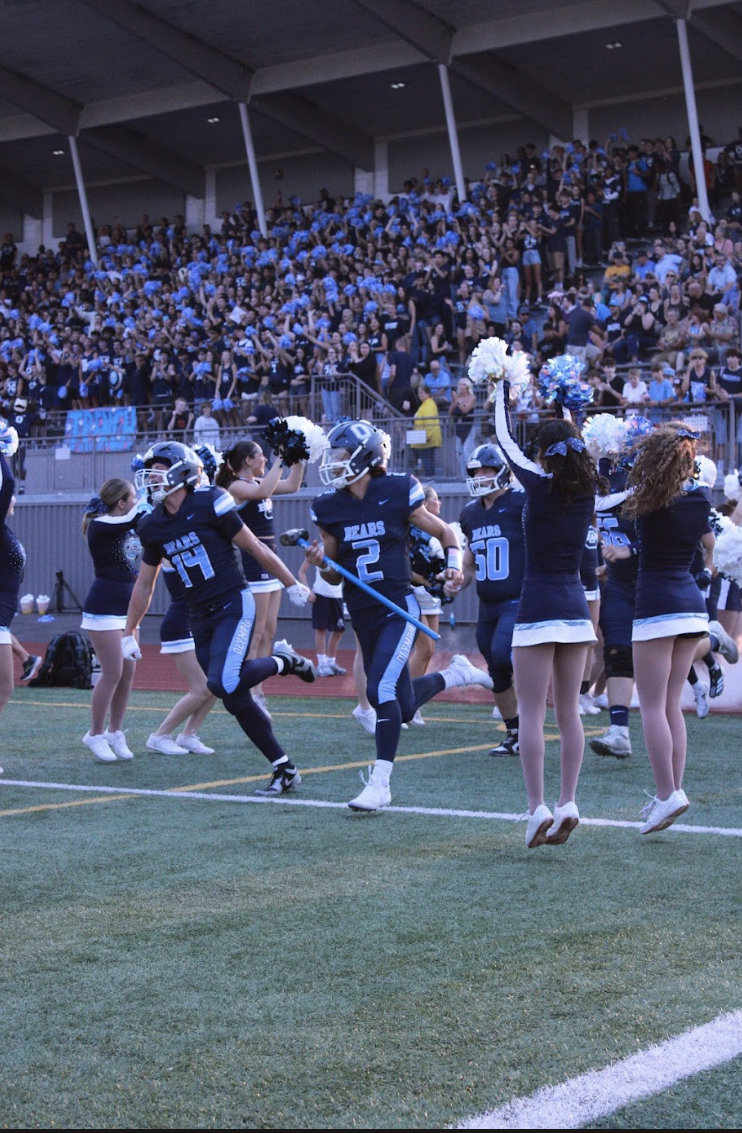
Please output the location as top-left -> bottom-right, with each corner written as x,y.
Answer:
470,537 -> 509,582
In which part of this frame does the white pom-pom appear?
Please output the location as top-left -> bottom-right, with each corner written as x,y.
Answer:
713,523 -> 742,584
0,425 -> 19,456
468,337 -> 509,385
582,415 -> 628,459
723,472 -> 742,503
696,455 -> 717,489
448,521 -> 467,552
504,350 -> 532,396
283,415 -> 330,463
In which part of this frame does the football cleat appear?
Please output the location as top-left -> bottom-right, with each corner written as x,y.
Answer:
443,654 -> 494,690
590,724 -> 632,759
488,732 -> 519,757
709,620 -> 739,665
254,765 -> 301,796
708,665 -> 724,699
20,654 -> 42,682
348,768 -> 391,812
693,680 -> 710,719
328,659 -> 347,675
273,640 -> 317,683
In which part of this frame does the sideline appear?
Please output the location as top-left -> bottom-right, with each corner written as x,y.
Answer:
457,1008 -> 742,1128
2,779 -> 742,838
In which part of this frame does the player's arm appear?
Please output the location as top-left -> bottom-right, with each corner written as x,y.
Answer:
409,503 -> 464,585
121,561 -> 161,658
304,527 -> 341,586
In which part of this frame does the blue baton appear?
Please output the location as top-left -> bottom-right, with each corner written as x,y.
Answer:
280,528 -> 441,641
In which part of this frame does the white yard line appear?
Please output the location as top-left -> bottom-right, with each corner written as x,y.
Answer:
457,1009 -> 742,1129
2,778 -> 742,837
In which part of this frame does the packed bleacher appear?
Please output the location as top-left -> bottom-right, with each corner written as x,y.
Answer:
1,127 -> 741,489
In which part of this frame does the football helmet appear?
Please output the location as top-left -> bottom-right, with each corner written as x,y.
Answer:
466,444 -> 511,497
318,420 -> 388,489
135,441 -> 203,504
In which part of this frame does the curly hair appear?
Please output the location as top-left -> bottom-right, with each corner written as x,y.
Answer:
623,424 -> 697,518
534,419 -> 597,505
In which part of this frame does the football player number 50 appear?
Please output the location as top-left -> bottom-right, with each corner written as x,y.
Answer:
470,537 -> 509,582
352,537 -> 384,583
171,545 -> 215,588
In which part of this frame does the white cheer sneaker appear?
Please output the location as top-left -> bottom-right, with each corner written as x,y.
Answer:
176,733 -> 215,755
146,732 -> 189,755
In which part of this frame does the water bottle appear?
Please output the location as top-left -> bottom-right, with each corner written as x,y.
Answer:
449,611 -> 456,630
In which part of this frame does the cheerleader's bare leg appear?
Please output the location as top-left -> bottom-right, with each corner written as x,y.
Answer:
0,641 -> 13,717
552,642 -> 590,805
88,629 -> 134,735
513,643 -> 553,811
634,635 -> 698,798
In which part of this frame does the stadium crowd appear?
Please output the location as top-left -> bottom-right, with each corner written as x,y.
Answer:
0,126 -> 741,482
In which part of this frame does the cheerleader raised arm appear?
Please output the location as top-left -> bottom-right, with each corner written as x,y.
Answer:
492,378 -> 598,848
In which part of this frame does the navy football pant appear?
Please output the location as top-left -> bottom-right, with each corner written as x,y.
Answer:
192,588 -> 285,764
475,598 -> 518,693
352,597 -> 445,763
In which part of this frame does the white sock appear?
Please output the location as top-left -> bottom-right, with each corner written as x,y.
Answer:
327,656 -> 336,665
317,653 -> 327,666
273,657 -> 286,675
372,759 -> 393,786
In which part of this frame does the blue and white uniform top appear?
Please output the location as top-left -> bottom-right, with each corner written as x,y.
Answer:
237,487 -> 282,594
81,501 -> 141,631
0,453 -> 25,641
492,380 -> 597,646
580,523 -> 600,601
594,469 -> 639,592
138,486 -> 246,615
458,489 -> 526,606
632,484 -> 711,641
311,473 -> 425,617
159,560 -> 195,654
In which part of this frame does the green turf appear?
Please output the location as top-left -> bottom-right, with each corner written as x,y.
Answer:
2,690 -> 742,1128
587,1055 -> 742,1128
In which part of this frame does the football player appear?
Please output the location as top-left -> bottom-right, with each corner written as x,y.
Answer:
122,441 -> 312,796
307,421 -> 493,813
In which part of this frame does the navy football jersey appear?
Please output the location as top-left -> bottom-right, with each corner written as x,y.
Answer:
580,523 -> 599,590
139,485 -> 246,612
459,490 -> 525,602
635,487 -> 711,575
0,453 -> 25,602
595,471 -> 638,587
311,472 -> 425,614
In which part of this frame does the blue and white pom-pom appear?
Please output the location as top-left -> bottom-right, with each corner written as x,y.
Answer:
695,455 -> 717,490
582,414 -> 628,459
0,425 -> 19,456
713,523 -> 742,585
468,337 -> 531,396
282,416 -> 330,464
538,355 -> 593,410
724,471 -> 742,504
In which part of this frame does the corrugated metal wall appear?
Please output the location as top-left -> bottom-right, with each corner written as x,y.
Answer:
10,487 -> 481,623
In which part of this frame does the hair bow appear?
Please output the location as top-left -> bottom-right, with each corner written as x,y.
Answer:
84,495 -> 109,516
545,437 -> 586,458
675,429 -> 700,440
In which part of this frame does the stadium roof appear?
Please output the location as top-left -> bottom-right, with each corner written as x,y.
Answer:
1,0 -> 741,213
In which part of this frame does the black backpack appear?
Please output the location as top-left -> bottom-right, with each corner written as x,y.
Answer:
29,631 -> 95,689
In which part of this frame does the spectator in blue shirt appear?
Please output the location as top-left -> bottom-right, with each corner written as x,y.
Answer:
423,359 -> 452,408
625,146 -> 650,237
646,360 -> 678,420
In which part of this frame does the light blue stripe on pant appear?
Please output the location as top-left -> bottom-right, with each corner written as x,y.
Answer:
221,588 -> 256,694
377,594 -> 420,704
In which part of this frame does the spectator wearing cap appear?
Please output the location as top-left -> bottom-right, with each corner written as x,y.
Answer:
680,348 -> 716,404
602,250 -> 631,298
632,248 -> 656,281
706,303 -> 739,364
647,361 -> 678,419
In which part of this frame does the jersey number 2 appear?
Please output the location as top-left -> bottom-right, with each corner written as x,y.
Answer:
352,538 -> 384,583
171,545 -> 215,588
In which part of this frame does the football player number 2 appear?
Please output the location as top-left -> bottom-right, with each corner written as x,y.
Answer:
471,537 -> 509,582
171,545 -> 215,587
352,538 -> 384,583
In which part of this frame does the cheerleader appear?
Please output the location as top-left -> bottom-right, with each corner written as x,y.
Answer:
0,444 -> 25,773
626,426 -> 711,833
493,380 -> 598,848
145,560 -> 217,755
216,442 -> 304,718
81,479 -> 141,762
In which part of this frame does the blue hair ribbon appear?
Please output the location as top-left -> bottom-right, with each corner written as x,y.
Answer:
545,438 -> 586,458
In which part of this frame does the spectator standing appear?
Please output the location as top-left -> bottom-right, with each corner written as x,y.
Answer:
193,400 -> 221,449
410,385 -> 442,479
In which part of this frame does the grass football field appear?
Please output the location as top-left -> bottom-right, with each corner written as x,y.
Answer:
2,689 -> 742,1129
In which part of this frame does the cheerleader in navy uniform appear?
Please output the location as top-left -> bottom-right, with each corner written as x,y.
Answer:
81,478 -> 142,763
216,441 -> 304,719
306,421 -> 492,813
0,434 -> 25,773
626,426 -> 713,833
455,444 -> 526,756
493,379 -> 598,848
123,442 -> 312,798
145,559 -> 217,755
